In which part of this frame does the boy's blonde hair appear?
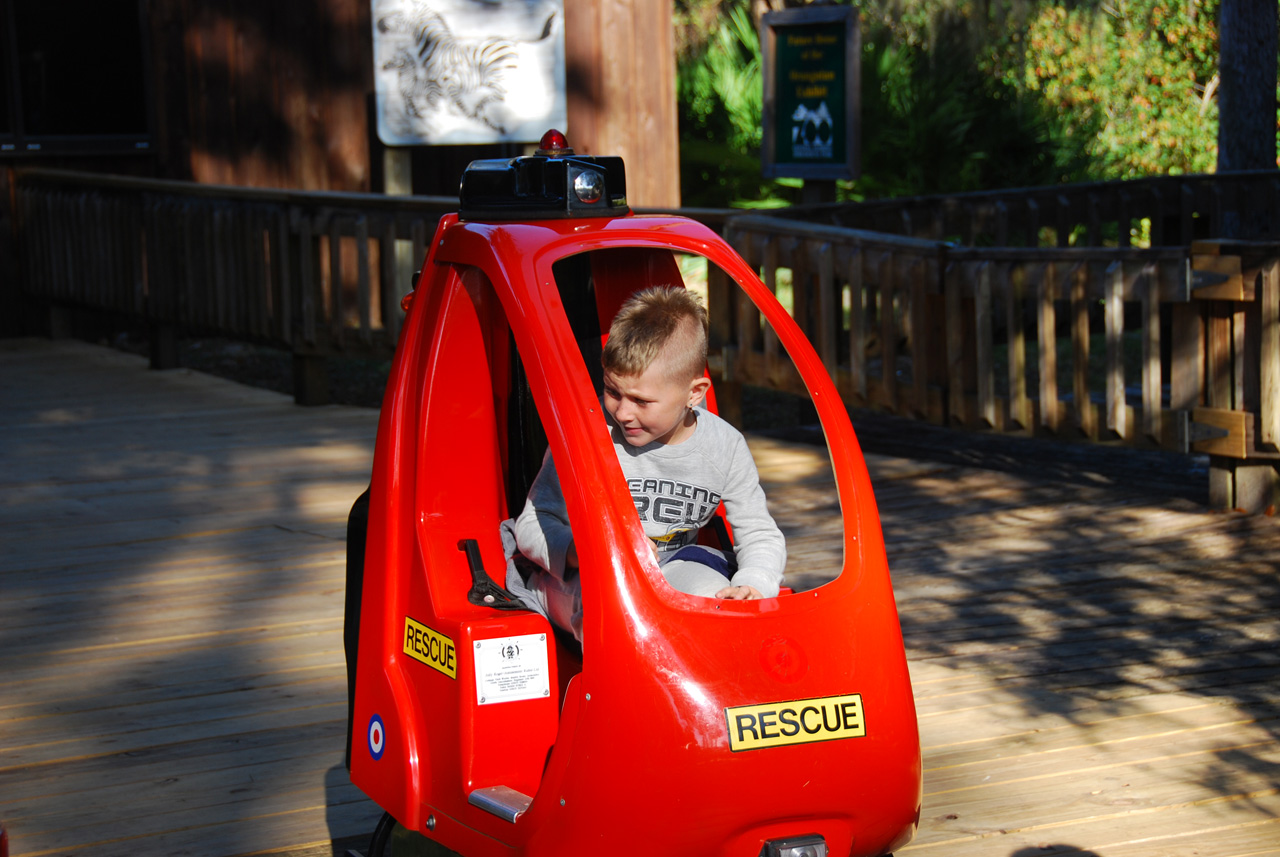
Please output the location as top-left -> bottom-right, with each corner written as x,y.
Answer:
602,286 -> 708,382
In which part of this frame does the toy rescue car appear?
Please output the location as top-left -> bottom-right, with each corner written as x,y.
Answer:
344,131 -> 921,857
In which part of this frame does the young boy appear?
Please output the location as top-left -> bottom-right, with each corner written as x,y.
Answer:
508,286 -> 786,640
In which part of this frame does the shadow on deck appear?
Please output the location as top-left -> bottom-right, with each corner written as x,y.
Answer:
1,339 -> 1276,857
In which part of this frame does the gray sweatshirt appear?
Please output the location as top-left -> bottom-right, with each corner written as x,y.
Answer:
513,408 -> 786,597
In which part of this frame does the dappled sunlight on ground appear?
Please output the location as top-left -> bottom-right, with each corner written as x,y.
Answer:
3,339 -> 1277,857
0,339 -> 382,857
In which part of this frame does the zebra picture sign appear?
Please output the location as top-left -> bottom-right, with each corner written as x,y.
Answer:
372,0 -> 567,145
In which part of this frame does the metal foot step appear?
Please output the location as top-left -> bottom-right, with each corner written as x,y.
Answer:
468,785 -> 533,822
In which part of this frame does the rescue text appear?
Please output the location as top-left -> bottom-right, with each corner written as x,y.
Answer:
725,693 -> 865,751
403,616 -> 457,679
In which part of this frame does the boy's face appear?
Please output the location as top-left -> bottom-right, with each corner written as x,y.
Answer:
602,359 -> 711,447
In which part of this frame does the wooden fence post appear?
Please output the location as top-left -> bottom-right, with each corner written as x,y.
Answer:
292,352 -> 330,407
291,210 -> 330,406
710,230 -> 742,427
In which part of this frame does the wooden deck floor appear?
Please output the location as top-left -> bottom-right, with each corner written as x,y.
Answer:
2,339 -> 1278,857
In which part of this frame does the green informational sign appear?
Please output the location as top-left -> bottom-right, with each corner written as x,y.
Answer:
761,6 -> 859,181
775,23 -> 845,168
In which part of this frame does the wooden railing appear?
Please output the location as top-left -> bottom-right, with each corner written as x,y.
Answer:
11,167 -> 1279,509
12,169 -> 732,404
791,170 -> 1280,249
14,168 -> 458,402
717,215 -> 1280,511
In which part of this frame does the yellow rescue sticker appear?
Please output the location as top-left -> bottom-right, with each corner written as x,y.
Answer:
403,616 -> 457,679
725,693 -> 865,751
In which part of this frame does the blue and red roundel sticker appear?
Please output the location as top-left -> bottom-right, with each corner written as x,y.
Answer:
368,714 -> 386,760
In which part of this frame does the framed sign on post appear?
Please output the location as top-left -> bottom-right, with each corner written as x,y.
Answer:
371,0 -> 567,145
760,4 -> 860,181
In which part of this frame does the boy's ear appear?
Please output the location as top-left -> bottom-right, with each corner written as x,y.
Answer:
688,375 -> 712,405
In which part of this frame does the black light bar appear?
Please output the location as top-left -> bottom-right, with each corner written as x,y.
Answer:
458,129 -> 630,221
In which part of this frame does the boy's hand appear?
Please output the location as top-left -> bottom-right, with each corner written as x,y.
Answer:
715,584 -> 763,600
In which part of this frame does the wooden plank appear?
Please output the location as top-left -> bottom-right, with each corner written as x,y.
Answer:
762,235 -> 783,372
816,241 -> 836,376
847,245 -> 867,402
1263,260 -> 1280,447
1006,263 -> 1031,430
1169,300 -> 1202,455
880,251 -> 899,411
274,209 -> 293,344
911,257 -> 930,419
794,239 -> 814,342
1105,261 -> 1127,436
197,201 -> 219,327
737,239 -> 762,356
974,262 -> 995,427
1071,261 -> 1096,437
328,218 -> 345,347
1141,264 -> 1163,442
1234,299 -> 1247,413
1191,407 -> 1249,458
356,214 -> 372,344
1037,262 -> 1059,430
945,261 -> 965,423
1192,253 -> 1247,300
215,205 -> 233,330
5,339 -> 1280,857
1205,300 -> 1235,411
298,215 -> 317,347
244,208 -> 266,338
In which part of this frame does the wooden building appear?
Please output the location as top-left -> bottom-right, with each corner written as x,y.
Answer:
0,0 -> 678,338
0,0 -> 679,201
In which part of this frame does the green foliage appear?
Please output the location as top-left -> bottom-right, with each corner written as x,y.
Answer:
852,13 -> 1093,199
677,0 -> 799,206
677,0 -> 1094,207
675,0 -> 1251,207
1014,0 -> 1222,177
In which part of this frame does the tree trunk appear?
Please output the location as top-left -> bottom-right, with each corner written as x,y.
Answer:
1217,0 -> 1278,174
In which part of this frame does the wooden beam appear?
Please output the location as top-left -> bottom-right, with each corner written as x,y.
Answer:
1006,263 -> 1031,430
847,246 -> 867,403
1191,406 -> 1249,458
1072,261 -> 1095,437
880,252 -> 899,412
1191,253 -> 1248,300
946,261 -> 966,424
816,241 -> 837,376
1262,260 -> 1280,448
1141,264 -> 1163,443
1038,262 -> 1059,431
1105,261 -> 1127,438
565,0 -> 679,207
975,262 -> 996,427
910,257 -> 930,419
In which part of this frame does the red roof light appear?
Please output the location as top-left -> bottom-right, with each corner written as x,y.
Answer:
537,129 -> 572,156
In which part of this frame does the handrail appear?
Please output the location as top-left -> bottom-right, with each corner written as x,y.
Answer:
11,168 -> 1279,509
718,212 -> 1280,511
781,169 -> 1280,249
18,167 -> 460,210
14,168 -> 459,405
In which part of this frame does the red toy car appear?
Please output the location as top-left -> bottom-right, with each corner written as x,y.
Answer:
344,132 -> 920,857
